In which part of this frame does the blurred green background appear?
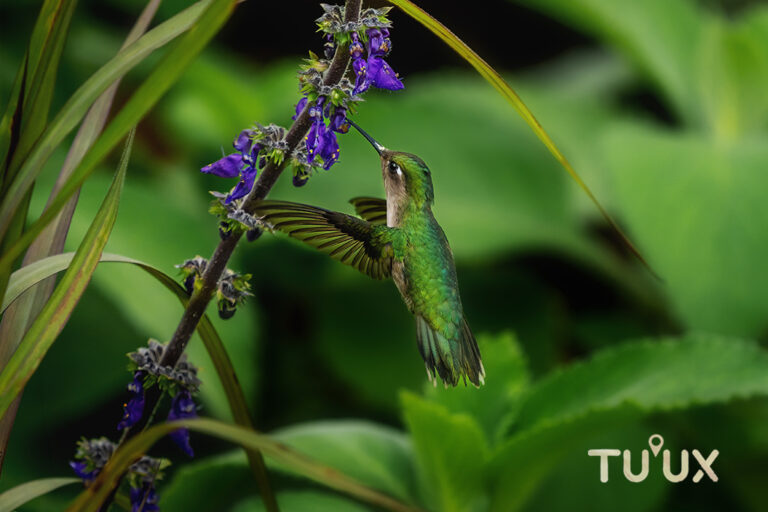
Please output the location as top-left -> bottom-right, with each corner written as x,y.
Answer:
2,0 -> 768,510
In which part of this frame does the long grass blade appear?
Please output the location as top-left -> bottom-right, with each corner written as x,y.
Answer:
0,0 -> 78,304
65,418 -> 422,512
0,130 -> 133,419
386,0 -> 657,277
0,477 -> 78,512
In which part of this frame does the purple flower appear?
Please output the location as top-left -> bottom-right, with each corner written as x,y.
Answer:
350,33 -> 368,94
319,129 -> 340,170
167,390 -> 197,457
201,129 -> 261,204
69,461 -> 96,482
365,55 -> 403,91
352,28 -> 403,95
293,96 -> 308,121
200,154 -> 242,178
130,482 -> 160,512
118,372 -> 145,430
306,97 -> 327,163
329,107 -> 349,134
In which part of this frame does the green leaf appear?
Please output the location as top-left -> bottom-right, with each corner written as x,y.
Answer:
602,126 -> 768,336
3,250 -> 269,496
385,0 -> 653,275
400,392 -> 488,512
516,334 -> 768,432
159,452 -> 261,512
524,423 -> 669,512
513,0 -> 704,126
232,491 -> 373,512
488,334 -> 768,510
489,407 -> 640,512
271,421 -> 417,502
0,477 -> 78,512
0,0 -> 213,247
696,11 -> 768,138
422,333 -> 529,445
66,418 -> 421,512
0,129 -> 133,418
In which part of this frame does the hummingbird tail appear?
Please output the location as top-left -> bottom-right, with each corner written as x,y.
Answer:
415,316 -> 485,387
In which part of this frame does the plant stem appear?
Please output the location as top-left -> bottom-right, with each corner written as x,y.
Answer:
109,1 -> 363,510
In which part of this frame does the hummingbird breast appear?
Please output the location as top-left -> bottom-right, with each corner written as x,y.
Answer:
393,209 -> 464,337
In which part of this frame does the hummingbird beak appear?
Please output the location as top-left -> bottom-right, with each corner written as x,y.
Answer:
347,119 -> 385,155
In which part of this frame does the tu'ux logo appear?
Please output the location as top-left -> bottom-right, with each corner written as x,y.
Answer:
588,434 -> 718,483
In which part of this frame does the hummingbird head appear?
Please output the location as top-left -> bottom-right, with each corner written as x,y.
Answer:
347,120 -> 435,217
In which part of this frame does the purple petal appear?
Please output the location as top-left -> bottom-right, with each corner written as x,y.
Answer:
329,108 -> 349,133
319,130 -> 340,170
70,461 -> 96,482
292,97 -> 308,121
349,40 -> 364,60
201,154 -> 243,178
352,57 -> 369,95
225,166 -> 257,204
118,372 -> 145,430
305,117 -> 326,163
130,483 -> 160,512
368,56 -> 404,91
233,129 -> 253,152
366,28 -> 383,55
168,391 -> 197,457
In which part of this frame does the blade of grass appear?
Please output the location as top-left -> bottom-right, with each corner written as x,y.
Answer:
66,418 -> 422,512
0,0 -> 77,301
0,0 -> 211,243
2,251 -> 274,503
0,0 -> 162,473
0,57 -> 27,185
0,0 -> 74,182
0,129 -> 133,419
0,477 -> 79,512
386,0 -> 657,277
7,0 -> 78,180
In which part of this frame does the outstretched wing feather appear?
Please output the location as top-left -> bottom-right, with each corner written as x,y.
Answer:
250,200 -> 393,280
349,197 -> 387,226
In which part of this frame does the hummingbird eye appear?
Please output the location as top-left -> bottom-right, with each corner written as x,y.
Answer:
388,161 -> 402,177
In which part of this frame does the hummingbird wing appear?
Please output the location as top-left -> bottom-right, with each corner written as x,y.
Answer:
349,197 -> 387,225
250,200 -> 395,280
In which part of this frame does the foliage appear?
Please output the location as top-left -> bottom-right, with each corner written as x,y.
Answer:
1,0 -> 767,511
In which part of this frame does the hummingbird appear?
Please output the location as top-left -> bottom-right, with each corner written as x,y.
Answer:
250,121 -> 484,387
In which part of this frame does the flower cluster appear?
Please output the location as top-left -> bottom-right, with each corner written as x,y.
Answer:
176,257 -> 252,319
201,4 -> 404,198
201,124 -> 288,205
285,6 -> 402,181
118,340 -> 201,456
350,27 -> 403,95
70,437 -> 169,511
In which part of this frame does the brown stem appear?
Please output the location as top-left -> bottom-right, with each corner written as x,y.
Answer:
106,1 -> 363,510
